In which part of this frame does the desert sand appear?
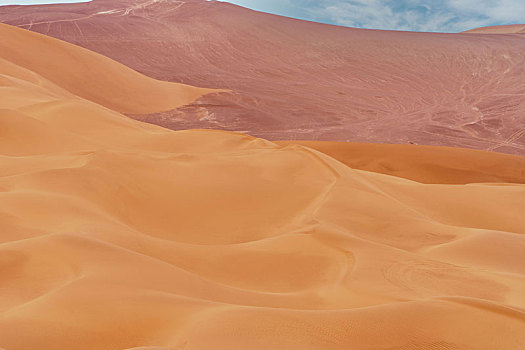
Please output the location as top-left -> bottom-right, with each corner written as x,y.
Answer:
276,141 -> 525,184
464,24 -> 525,34
2,0 -> 525,154
0,22 -> 524,349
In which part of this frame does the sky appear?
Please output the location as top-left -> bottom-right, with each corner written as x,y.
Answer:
226,0 -> 525,33
1,0 -> 524,33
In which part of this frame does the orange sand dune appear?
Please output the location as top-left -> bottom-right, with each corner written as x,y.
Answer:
1,23 -> 525,350
0,23 -> 219,114
277,141 -> 525,184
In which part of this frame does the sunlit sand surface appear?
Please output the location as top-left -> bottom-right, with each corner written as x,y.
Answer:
0,21 -> 524,350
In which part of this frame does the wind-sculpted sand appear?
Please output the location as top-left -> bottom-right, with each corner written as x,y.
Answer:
464,24 -> 525,34
1,0 -> 525,154
276,141 -> 525,184
1,23 -> 525,350
0,15 -> 218,114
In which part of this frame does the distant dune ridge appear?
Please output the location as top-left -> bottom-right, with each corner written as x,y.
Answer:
276,141 -> 525,184
1,22 -> 525,350
1,0 -> 525,154
463,24 -> 525,34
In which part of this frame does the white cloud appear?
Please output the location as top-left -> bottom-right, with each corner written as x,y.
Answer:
448,0 -> 525,23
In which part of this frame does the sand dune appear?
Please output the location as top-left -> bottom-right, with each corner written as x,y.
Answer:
1,22 -> 525,350
2,0 -> 525,154
464,24 -> 525,34
0,22 -> 219,114
276,141 -> 525,184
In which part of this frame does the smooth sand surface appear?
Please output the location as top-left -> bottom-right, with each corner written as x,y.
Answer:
276,141 -> 525,184
2,0 -> 525,154
0,22 -> 219,114
1,23 -> 525,350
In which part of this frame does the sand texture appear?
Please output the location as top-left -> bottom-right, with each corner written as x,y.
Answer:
464,24 -> 525,34
0,17 -> 219,114
0,22 -> 524,349
1,0 -> 525,154
276,141 -> 525,184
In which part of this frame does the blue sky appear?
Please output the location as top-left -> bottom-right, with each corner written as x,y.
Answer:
226,0 -> 525,32
2,0 -> 524,33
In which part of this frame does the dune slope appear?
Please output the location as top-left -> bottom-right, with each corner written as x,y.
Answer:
276,141 -> 525,184
1,0 -> 525,154
0,22 -> 219,114
0,23 -> 525,350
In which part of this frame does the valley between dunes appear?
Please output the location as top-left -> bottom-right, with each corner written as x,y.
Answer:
0,23 -> 524,350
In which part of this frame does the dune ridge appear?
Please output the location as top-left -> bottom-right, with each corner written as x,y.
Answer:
276,141 -> 525,184
463,24 -> 525,34
0,23 -> 524,350
0,22 -> 220,114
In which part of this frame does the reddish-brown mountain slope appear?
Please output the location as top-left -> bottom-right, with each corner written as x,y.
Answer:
2,0 -> 525,154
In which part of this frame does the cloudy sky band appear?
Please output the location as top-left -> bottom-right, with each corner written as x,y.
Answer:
2,0 -> 524,33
